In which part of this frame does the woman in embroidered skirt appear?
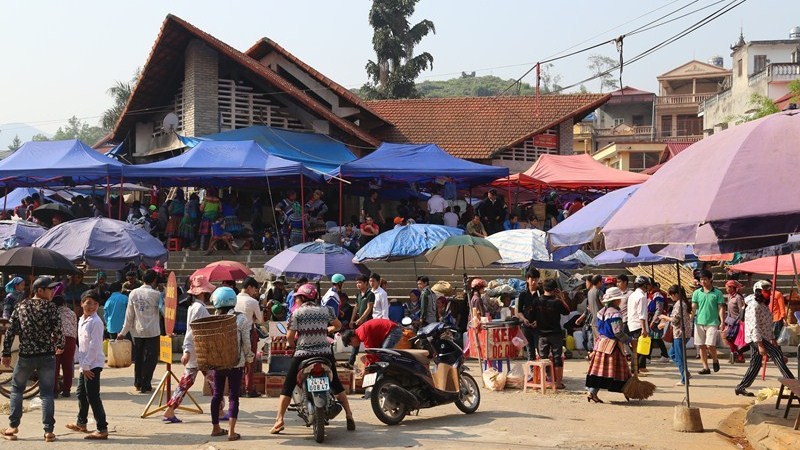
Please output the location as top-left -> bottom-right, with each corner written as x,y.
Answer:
585,287 -> 632,403
166,189 -> 185,240
198,188 -> 221,250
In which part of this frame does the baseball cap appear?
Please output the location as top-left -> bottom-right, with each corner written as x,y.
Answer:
32,277 -> 60,291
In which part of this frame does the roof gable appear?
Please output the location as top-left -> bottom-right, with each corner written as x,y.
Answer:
366,94 -> 610,159
112,15 -> 379,147
657,60 -> 731,80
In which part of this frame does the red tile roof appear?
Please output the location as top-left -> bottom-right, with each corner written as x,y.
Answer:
366,94 -> 610,159
245,38 -> 389,126
112,15 -> 379,147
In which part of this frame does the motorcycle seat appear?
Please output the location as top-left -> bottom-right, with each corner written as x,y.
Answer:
397,349 -> 432,367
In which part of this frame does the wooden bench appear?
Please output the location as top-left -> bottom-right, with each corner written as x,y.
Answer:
776,378 -> 800,430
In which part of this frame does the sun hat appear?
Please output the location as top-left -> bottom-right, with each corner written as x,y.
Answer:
602,287 -> 626,303
188,275 -> 216,296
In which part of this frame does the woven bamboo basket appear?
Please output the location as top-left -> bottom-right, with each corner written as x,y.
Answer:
190,315 -> 239,370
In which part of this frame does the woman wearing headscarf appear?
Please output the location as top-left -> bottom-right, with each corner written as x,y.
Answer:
3,277 -> 25,319
724,280 -> 746,364
585,287 -> 632,403
734,281 -> 795,396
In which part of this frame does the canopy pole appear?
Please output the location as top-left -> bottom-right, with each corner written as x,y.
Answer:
118,175 -> 124,220
505,175 -> 512,217
791,254 -> 800,293
676,262 -> 690,408
771,255 -> 779,306
300,175 -> 306,243
106,176 -> 111,217
3,186 -> 7,217
339,178 -> 343,227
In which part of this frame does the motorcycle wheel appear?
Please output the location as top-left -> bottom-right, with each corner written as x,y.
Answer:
455,373 -> 480,414
313,411 -> 325,443
370,377 -> 407,425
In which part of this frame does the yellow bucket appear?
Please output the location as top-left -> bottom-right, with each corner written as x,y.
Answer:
636,336 -> 652,355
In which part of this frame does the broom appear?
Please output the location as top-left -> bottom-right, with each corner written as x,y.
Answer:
623,342 -> 656,400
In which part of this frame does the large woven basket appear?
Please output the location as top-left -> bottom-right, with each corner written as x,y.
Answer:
190,315 -> 239,370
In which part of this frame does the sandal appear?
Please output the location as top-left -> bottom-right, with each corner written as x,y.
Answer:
556,383 -> 567,390
228,432 -> 241,441
162,416 -> 183,424
65,423 -> 88,433
85,431 -> 108,440
1,428 -> 17,441
269,422 -> 285,435
44,432 -> 56,442
211,428 -> 228,437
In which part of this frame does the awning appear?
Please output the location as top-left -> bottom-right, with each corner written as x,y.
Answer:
0,140 -> 124,187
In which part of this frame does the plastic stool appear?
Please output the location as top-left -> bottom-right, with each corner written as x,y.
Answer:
167,238 -> 182,252
523,360 -> 556,394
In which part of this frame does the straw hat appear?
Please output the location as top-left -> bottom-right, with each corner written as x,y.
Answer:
188,275 -> 216,296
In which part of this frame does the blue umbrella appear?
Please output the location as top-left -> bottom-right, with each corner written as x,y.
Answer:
32,217 -> 168,270
0,220 -> 46,248
547,185 -> 639,250
265,242 -> 367,281
353,224 -> 463,262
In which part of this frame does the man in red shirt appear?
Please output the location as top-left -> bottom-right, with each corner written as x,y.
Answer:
341,318 -> 403,352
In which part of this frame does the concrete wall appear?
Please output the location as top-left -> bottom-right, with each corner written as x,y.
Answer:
183,40 -> 219,137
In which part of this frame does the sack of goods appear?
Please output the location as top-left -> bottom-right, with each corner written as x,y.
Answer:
190,315 -> 239,370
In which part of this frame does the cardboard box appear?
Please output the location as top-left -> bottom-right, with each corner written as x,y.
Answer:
266,375 -> 286,398
201,371 -> 266,396
338,368 -> 354,394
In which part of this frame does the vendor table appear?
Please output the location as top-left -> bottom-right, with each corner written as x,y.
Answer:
467,321 -> 523,371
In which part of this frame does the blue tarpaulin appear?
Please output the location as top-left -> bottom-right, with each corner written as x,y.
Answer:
121,140 -> 321,186
354,224 -> 464,262
336,143 -> 509,186
0,140 -> 124,187
180,126 -> 357,173
0,188 -> 40,211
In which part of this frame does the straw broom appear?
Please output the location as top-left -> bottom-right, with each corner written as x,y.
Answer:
623,341 -> 656,401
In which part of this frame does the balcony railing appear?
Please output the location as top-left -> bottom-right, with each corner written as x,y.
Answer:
655,93 -> 715,106
573,123 -> 594,136
595,125 -> 654,137
748,62 -> 800,87
698,89 -> 731,113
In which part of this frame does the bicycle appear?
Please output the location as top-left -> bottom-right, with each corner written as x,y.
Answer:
0,319 -> 41,399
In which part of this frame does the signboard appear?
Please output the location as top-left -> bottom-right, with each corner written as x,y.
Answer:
164,272 -> 178,336
159,335 -> 173,364
467,325 -> 521,360
533,134 -> 558,149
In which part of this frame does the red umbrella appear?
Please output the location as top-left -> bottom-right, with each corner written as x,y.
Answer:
191,261 -> 253,282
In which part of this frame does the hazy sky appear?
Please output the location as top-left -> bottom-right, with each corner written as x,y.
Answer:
0,0 -> 796,135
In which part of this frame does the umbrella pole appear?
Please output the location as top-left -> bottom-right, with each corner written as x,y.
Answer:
300,175 -> 306,243
413,257 -> 418,279
265,176 -> 281,250
3,186 -> 7,217
339,178 -> 343,228
791,254 -> 800,293
771,255 -> 779,306
505,175 -> 512,216
118,175 -> 124,220
676,262 -> 691,407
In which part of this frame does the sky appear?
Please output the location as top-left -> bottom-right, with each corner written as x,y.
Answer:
0,0 -> 797,137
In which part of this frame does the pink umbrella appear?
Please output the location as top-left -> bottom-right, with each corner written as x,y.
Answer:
603,110 -> 800,255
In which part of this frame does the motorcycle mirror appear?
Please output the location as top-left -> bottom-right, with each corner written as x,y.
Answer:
401,317 -> 413,327
276,322 -> 288,335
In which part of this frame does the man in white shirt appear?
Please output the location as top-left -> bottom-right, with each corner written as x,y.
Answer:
118,270 -> 162,393
369,273 -> 389,319
236,277 -> 265,398
427,189 -> 448,225
443,206 -> 459,228
626,276 -> 650,373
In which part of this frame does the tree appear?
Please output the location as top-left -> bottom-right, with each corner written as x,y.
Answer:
587,54 -> 619,93
48,116 -> 107,145
101,69 -> 140,131
31,133 -> 50,142
361,0 -> 436,99
538,63 -> 563,94
745,80 -> 800,122
7,135 -> 22,152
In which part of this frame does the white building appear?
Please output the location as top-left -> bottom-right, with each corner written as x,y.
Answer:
700,28 -> 800,132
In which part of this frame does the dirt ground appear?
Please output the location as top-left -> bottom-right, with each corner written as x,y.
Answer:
1,354 -> 794,449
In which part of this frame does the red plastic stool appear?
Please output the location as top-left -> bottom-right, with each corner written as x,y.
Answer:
167,238 -> 182,252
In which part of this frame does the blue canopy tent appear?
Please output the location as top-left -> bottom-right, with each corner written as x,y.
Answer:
335,143 -> 509,187
0,188 -> 41,213
0,140 -> 124,187
121,140 -> 321,186
178,126 -> 357,174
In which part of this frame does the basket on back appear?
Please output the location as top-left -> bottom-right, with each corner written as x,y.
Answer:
190,315 -> 239,370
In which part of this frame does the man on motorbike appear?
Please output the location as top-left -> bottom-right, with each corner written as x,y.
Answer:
270,283 -> 355,435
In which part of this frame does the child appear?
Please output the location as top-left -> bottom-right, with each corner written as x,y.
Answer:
66,290 -> 109,440
205,217 -> 238,255
53,293 -> 77,397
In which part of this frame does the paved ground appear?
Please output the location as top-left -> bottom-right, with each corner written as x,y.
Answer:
1,354 -> 797,449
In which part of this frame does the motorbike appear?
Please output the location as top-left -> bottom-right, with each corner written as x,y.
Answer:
290,357 -> 343,443
362,320 -> 481,425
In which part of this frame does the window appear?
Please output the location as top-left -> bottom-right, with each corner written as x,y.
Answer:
676,114 -> 702,136
737,58 -> 743,77
660,115 -> 673,137
628,152 -> 660,172
613,118 -> 624,127
753,55 -> 767,74
632,115 -> 644,126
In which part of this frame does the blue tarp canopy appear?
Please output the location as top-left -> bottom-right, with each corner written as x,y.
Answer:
0,188 -> 40,212
336,143 -> 509,186
179,126 -> 357,173
121,140 -> 321,186
0,140 -> 124,187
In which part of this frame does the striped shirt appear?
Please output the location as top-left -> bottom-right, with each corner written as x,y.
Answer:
289,304 -> 335,358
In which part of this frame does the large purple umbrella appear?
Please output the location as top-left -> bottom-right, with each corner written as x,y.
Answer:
264,242 -> 367,281
603,110 -> 800,255
33,217 -> 168,270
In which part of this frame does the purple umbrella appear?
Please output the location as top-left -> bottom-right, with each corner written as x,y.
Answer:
603,110 -> 800,255
264,242 -> 367,281
0,220 -> 46,248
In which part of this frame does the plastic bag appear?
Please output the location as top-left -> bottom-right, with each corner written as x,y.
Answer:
505,364 -> 524,389
573,331 -> 585,350
777,326 -> 790,346
482,368 -> 507,391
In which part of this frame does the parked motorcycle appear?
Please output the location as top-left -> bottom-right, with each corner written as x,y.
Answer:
362,321 -> 481,425
291,357 -> 343,443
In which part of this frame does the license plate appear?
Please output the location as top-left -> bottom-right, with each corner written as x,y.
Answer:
362,373 -> 377,388
307,376 -> 330,392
